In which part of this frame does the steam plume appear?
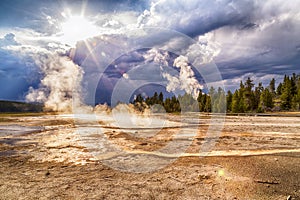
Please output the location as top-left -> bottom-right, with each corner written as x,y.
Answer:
143,49 -> 203,99
164,55 -> 202,99
25,51 -> 84,112
143,48 -> 169,67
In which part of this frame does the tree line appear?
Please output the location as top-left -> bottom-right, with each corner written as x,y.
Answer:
133,73 -> 300,113
0,100 -> 43,113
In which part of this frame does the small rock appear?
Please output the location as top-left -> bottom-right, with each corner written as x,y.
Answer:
62,185 -> 70,190
287,195 -> 292,200
45,171 -> 50,176
198,174 -> 210,180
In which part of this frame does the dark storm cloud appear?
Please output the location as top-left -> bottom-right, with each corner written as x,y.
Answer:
213,11 -> 300,80
139,0 -> 300,83
139,0 -> 255,37
0,33 -> 41,100
0,50 -> 38,100
0,0 -> 61,34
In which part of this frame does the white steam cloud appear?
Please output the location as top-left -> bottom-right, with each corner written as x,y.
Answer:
163,55 -> 203,99
143,48 -> 169,67
5,36 -> 85,112
143,49 -> 203,99
26,52 -> 84,112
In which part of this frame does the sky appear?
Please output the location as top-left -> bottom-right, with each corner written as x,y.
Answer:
0,0 -> 300,108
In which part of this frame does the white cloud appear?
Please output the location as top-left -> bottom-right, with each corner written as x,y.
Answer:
0,33 -> 19,47
95,11 -> 139,30
138,0 -> 300,79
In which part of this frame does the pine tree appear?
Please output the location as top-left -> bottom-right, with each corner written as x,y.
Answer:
178,93 -> 196,112
243,77 -> 255,111
295,75 -> 300,110
294,77 -> 300,110
254,82 -> 264,111
204,95 -> 211,112
291,73 -> 297,96
145,97 -> 151,105
269,78 -> 276,95
208,87 -> 216,112
259,88 -> 274,112
158,92 -> 164,105
133,94 -> 146,112
164,98 -> 171,112
238,81 -> 246,112
216,87 -> 226,113
291,96 -> 298,111
152,92 -> 159,104
226,91 -> 233,112
277,83 -> 283,96
197,90 -> 204,112
134,94 -> 143,104
171,95 -> 180,112
280,75 -> 293,110
291,86 -> 300,110
199,93 -> 207,112
231,90 -> 240,113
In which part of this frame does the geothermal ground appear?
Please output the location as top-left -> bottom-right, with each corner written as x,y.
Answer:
0,112 -> 300,199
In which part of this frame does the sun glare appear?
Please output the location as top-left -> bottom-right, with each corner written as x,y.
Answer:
60,15 -> 99,46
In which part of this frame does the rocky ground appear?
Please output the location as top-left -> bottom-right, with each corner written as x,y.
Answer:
0,113 -> 299,199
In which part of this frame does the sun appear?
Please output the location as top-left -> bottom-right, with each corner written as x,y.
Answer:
60,15 -> 99,46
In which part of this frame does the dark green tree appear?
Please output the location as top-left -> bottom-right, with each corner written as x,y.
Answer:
215,87 -> 226,113
280,75 -> 293,110
164,97 -> 171,112
178,93 -> 197,112
292,74 -> 300,110
197,90 -> 204,112
134,94 -> 143,104
204,95 -> 211,112
158,92 -> 164,105
258,88 -> 274,112
226,90 -> 233,112
291,87 -> 300,110
151,92 -> 159,104
269,78 -> 276,95
231,90 -> 240,113
276,82 -> 283,96
243,77 -> 255,111
291,73 -> 297,96
238,81 -> 246,112
254,82 -> 264,111
171,95 -> 181,112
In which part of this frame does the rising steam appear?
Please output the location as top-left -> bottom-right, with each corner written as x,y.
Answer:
164,55 -> 202,99
25,50 -> 84,112
144,49 -> 203,99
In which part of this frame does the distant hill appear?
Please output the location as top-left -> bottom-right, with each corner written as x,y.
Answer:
0,100 -> 43,113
